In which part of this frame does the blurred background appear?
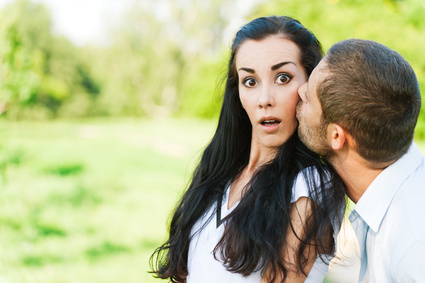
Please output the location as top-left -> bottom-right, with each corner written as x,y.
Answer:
0,0 -> 424,282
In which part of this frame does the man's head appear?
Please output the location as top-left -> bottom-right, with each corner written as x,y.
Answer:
297,39 -> 421,164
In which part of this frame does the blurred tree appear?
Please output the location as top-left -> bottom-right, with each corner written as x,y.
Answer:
0,0 -> 46,115
94,0 -> 244,118
0,0 -> 101,119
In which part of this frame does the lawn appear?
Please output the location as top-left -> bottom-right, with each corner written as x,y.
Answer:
0,118 -> 423,283
0,118 -> 215,282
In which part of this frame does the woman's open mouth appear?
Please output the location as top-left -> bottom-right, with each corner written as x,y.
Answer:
261,120 -> 280,126
260,118 -> 281,132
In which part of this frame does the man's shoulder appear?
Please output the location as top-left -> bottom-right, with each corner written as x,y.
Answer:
384,179 -> 425,237
380,175 -> 425,260
376,168 -> 425,245
387,150 -> 425,214
393,241 -> 425,281
403,154 -> 425,189
377,208 -> 425,279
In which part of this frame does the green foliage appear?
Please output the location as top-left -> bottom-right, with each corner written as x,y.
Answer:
177,54 -> 227,118
89,0 -> 231,118
0,0 -> 101,119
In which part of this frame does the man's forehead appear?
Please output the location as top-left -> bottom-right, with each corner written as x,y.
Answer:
308,59 -> 330,92
312,59 -> 330,80
306,60 -> 329,108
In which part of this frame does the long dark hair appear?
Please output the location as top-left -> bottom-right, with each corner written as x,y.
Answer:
150,15 -> 346,282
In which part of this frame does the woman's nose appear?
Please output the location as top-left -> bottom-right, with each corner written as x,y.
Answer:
257,85 -> 275,109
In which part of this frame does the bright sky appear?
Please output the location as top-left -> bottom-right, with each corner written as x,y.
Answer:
0,0 -> 130,46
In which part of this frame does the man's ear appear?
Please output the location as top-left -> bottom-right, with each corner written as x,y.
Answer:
328,123 -> 347,150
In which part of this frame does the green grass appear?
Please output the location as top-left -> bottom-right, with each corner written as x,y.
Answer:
0,118 -> 216,283
0,118 -> 423,283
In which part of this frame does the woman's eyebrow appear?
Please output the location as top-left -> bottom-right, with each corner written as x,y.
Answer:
238,61 -> 295,73
238,67 -> 255,73
271,61 -> 295,71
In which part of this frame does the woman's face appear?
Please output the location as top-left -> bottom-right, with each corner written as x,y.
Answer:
236,36 -> 307,151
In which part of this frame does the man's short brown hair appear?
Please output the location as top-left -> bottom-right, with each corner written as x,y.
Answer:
319,39 -> 421,163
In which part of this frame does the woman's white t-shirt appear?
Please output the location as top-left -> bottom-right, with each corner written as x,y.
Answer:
186,170 -> 341,283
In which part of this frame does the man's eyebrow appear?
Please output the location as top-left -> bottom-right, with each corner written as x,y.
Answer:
271,61 -> 295,71
238,67 -> 255,73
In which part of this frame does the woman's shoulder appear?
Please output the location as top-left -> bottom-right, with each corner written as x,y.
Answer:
291,165 -> 339,203
291,166 -> 324,203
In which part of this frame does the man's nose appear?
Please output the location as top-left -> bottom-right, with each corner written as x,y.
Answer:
298,82 -> 307,99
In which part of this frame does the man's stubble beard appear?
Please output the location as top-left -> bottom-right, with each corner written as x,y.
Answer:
297,115 -> 336,160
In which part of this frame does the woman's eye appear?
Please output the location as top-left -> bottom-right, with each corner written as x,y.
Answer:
243,78 -> 257,87
276,73 -> 292,84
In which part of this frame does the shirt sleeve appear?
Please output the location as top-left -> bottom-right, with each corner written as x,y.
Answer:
291,167 -> 323,203
395,241 -> 425,282
292,166 -> 335,205
291,171 -> 310,203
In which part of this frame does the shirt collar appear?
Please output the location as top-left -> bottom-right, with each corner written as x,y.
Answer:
350,142 -> 423,232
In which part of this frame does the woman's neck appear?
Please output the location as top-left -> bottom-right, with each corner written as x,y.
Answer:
228,143 -> 278,209
246,142 -> 278,172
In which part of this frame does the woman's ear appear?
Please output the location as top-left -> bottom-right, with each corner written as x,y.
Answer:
328,123 -> 347,150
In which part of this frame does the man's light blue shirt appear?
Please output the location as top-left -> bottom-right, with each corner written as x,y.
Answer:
349,142 -> 425,282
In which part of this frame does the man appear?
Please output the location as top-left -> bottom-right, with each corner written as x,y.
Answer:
296,38 -> 425,282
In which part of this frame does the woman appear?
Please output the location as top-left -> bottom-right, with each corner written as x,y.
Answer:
150,16 -> 346,282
